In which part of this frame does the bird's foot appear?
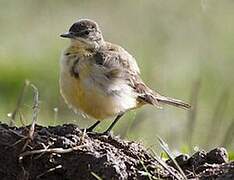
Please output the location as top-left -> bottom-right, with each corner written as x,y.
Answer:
81,128 -> 113,138
96,130 -> 113,137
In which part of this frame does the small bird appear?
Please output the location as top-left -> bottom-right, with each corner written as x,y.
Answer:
60,19 -> 190,134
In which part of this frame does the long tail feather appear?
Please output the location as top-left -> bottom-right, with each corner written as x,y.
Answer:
135,82 -> 191,110
155,94 -> 191,110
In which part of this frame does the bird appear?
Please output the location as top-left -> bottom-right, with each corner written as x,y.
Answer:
59,19 -> 191,135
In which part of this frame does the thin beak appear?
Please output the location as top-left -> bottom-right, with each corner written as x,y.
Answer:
60,32 -> 75,39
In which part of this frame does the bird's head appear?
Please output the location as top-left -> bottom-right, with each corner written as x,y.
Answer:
60,19 -> 104,48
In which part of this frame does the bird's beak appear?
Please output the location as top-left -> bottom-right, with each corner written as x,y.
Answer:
60,32 -> 75,39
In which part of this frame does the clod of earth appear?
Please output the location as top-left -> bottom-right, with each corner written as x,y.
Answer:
0,123 -> 233,180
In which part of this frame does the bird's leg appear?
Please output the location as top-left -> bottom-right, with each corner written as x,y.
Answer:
102,113 -> 124,135
86,121 -> 101,132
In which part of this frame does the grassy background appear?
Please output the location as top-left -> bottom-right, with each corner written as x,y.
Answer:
0,0 -> 233,153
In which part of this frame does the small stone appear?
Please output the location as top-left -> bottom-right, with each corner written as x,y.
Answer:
175,154 -> 190,166
207,147 -> 228,164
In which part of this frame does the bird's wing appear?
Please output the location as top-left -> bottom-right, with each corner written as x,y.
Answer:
91,43 -> 190,109
91,43 -> 161,106
92,43 -> 141,84
96,43 -> 140,75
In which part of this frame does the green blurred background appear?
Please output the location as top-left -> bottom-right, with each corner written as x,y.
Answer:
0,0 -> 233,152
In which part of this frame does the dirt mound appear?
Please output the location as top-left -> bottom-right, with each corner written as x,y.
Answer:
0,123 -> 233,180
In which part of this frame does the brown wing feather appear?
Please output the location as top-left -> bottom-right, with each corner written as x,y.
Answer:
94,43 -> 190,110
102,42 -> 140,74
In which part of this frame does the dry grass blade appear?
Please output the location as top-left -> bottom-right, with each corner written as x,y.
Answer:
186,78 -> 201,149
91,172 -> 103,180
18,111 -> 26,127
157,136 -> 187,180
150,149 -> 182,180
20,144 -> 87,157
137,155 -> 153,180
21,83 -> 40,152
36,165 -> 62,179
28,83 -> 40,140
10,80 -> 30,126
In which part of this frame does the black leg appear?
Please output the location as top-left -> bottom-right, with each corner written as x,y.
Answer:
86,121 -> 101,132
103,113 -> 124,135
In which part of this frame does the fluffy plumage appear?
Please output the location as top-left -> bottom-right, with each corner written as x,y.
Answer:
60,19 -> 190,123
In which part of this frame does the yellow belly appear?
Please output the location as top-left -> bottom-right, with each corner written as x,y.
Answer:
60,71 -> 136,120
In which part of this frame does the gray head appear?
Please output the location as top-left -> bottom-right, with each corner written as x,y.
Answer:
60,19 -> 104,46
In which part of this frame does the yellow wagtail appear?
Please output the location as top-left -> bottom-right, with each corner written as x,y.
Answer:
60,19 -> 191,134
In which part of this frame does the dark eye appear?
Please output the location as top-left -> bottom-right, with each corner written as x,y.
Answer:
84,30 -> 90,35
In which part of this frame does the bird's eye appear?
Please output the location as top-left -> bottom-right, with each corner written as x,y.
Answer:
84,30 -> 90,35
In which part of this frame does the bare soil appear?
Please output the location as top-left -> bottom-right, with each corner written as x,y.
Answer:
0,123 -> 233,180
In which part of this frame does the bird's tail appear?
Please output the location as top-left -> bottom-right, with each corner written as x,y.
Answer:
135,82 -> 191,110
155,94 -> 191,110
